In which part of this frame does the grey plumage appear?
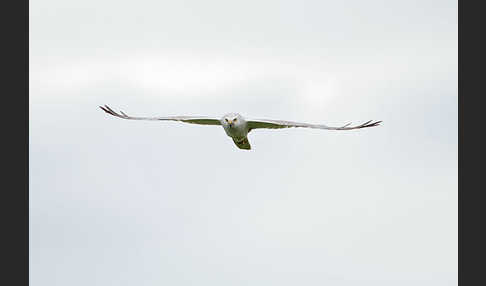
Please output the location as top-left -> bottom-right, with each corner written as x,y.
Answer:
100,105 -> 381,150
100,105 -> 221,125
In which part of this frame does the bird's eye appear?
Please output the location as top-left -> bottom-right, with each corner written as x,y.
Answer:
233,118 -> 237,121
225,118 -> 229,122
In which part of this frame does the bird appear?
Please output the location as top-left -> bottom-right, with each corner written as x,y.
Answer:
99,105 -> 381,150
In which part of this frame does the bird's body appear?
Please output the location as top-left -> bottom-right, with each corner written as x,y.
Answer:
220,113 -> 250,149
100,105 -> 381,150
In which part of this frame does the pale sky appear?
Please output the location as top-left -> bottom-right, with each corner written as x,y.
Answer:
30,1 -> 457,285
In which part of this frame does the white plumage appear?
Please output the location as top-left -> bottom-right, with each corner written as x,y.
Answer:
100,105 -> 381,150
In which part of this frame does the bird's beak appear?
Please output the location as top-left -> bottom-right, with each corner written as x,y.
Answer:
228,120 -> 233,126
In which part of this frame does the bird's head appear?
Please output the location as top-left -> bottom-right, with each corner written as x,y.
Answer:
221,113 -> 244,128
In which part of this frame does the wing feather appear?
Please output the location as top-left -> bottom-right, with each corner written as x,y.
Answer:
247,118 -> 381,131
99,105 -> 221,126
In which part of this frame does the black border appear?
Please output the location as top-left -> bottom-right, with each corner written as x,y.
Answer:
459,0 -> 483,285
458,0 -> 462,282
3,0 -> 28,285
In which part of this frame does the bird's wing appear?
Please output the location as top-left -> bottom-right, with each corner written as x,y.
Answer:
246,118 -> 381,131
99,105 -> 221,126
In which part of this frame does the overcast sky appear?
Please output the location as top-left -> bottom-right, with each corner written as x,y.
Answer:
30,1 -> 457,285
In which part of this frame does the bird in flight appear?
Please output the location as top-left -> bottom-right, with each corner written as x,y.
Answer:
100,105 -> 381,150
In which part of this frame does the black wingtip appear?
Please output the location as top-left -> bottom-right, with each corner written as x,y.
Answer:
99,105 -> 109,113
348,119 -> 382,129
100,104 -> 118,117
99,104 -> 132,120
372,120 -> 383,127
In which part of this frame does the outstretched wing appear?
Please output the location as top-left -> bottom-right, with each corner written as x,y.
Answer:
247,118 -> 381,131
99,105 -> 221,126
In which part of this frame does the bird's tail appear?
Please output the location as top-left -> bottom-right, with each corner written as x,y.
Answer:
233,137 -> 251,150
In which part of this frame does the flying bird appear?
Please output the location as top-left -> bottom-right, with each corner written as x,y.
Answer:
100,105 -> 381,150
